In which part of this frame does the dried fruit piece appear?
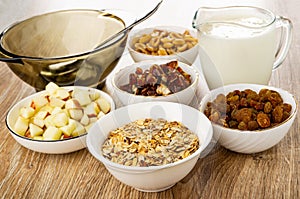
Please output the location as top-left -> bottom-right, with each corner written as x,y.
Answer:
120,61 -> 192,96
257,113 -> 271,128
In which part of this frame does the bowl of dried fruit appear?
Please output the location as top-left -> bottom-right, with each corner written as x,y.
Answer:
86,101 -> 213,192
5,82 -> 115,154
199,83 -> 297,154
127,26 -> 199,65
111,60 -> 199,106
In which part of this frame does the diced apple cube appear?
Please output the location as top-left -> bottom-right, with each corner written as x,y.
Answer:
39,105 -> 53,114
97,111 -> 106,119
71,120 -> 86,136
13,116 -> 29,136
45,82 -> 60,95
43,126 -> 62,140
60,120 -> 76,136
31,96 -> 48,110
52,112 -> 69,127
69,109 -> 83,121
65,99 -> 81,109
89,92 -> 100,101
51,107 -> 63,115
33,136 -> 43,140
49,96 -> 65,108
96,98 -> 111,114
44,115 -> 56,128
20,107 -> 35,119
55,88 -> 70,100
30,117 -> 45,128
84,102 -> 99,117
80,113 -> 89,126
72,90 -> 91,106
89,117 -> 98,123
34,110 -> 49,119
29,123 -> 43,137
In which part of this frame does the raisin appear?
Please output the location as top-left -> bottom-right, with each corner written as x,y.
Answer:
229,120 -> 239,129
272,106 -> 284,123
234,108 -> 253,123
238,121 -> 248,130
209,111 -> 220,123
248,121 -> 259,130
257,113 -> 271,128
282,103 -> 292,113
264,101 -> 273,113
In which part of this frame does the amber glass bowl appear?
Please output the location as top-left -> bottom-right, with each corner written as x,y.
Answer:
0,9 -> 135,90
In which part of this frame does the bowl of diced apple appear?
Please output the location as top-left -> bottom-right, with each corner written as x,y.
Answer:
5,82 -> 115,154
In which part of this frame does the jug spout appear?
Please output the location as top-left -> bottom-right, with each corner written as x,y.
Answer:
192,7 -> 221,29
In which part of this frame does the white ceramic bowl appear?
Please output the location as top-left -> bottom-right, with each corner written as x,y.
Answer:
199,84 -> 297,154
86,101 -> 213,192
111,59 -> 199,106
127,26 -> 199,65
6,86 -> 115,154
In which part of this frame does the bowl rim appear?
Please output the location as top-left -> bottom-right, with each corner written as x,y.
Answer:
127,25 -> 198,57
199,83 -> 298,134
0,9 -> 129,60
5,86 -> 115,143
87,101 -> 213,172
111,59 -> 199,99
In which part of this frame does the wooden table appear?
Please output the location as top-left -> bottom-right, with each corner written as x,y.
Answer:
0,0 -> 299,198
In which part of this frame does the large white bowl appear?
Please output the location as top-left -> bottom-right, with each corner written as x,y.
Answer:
111,59 -> 199,106
86,101 -> 213,192
199,84 -> 297,154
127,26 -> 199,65
6,86 -> 115,154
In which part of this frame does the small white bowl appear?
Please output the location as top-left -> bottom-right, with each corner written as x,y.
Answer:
6,86 -> 115,154
111,59 -> 199,106
199,84 -> 297,154
86,101 -> 213,192
127,26 -> 199,65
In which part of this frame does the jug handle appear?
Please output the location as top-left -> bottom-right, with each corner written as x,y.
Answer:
273,16 -> 292,69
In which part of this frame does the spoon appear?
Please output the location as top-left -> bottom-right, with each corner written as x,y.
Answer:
93,0 -> 163,52
68,0 -> 164,87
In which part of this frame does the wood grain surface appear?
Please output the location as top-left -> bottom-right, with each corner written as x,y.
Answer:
0,0 -> 299,198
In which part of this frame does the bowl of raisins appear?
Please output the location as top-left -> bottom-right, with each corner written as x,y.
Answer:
111,59 -> 199,106
199,83 -> 297,154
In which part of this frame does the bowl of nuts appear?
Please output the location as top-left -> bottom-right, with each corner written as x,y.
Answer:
199,83 -> 297,154
127,26 -> 199,65
86,101 -> 213,192
111,60 -> 199,106
5,82 -> 115,154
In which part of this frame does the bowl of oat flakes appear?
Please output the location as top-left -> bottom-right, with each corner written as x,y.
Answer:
111,59 -> 199,106
86,101 -> 213,192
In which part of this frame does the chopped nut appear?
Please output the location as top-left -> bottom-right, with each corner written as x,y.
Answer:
132,29 -> 198,56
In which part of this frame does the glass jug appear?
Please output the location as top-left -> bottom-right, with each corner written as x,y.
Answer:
192,6 -> 292,90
